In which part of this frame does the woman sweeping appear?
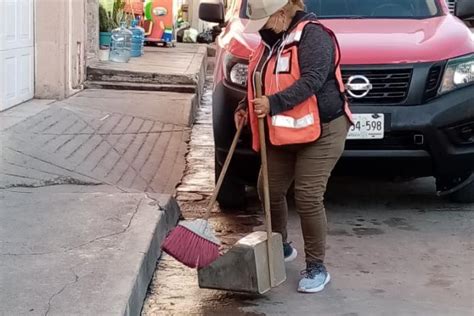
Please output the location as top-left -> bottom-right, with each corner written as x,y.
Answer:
234,0 -> 352,293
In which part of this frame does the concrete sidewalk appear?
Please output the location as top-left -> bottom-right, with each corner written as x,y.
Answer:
1,189 -> 179,316
1,89 -> 194,193
0,44 -> 207,315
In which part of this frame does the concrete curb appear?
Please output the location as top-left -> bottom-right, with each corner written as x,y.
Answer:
83,81 -> 197,93
195,47 -> 208,102
125,194 -> 181,316
206,44 -> 217,57
86,68 -> 199,86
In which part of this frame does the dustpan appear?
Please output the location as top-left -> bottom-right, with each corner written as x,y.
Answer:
198,72 -> 286,294
198,231 -> 286,294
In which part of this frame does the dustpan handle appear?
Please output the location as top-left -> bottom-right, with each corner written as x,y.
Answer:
204,116 -> 244,220
255,72 -> 275,287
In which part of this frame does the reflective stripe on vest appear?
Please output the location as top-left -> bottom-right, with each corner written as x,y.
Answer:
284,30 -> 303,45
272,113 -> 314,129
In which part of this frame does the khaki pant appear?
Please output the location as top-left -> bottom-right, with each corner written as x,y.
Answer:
258,115 -> 350,264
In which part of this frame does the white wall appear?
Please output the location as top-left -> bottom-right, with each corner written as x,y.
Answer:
35,0 -> 87,99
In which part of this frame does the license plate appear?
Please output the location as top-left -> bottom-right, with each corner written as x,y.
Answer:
347,113 -> 384,139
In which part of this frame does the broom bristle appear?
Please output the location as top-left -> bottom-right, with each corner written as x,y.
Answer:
162,225 -> 220,268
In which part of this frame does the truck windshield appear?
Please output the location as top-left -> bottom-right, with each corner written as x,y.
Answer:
241,0 -> 441,19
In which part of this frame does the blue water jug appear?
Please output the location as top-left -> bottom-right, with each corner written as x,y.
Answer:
110,22 -> 132,63
129,19 -> 145,57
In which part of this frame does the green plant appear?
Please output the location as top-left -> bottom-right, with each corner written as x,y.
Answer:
99,4 -> 113,32
110,0 -> 128,29
99,0 -> 129,32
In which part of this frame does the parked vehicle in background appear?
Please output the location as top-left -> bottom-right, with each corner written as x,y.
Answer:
199,0 -> 474,208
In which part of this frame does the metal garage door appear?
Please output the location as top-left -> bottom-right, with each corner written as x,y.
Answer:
0,0 -> 34,111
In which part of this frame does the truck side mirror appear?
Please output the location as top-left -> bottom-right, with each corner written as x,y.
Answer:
199,0 -> 225,24
455,0 -> 474,20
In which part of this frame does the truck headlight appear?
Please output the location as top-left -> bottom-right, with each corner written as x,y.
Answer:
230,63 -> 248,87
224,52 -> 248,88
439,54 -> 474,94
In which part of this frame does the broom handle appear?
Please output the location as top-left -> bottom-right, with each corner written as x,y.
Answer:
204,118 -> 244,220
255,72 -> 275,288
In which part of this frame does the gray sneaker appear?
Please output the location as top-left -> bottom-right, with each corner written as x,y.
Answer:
283,242 -> 297,262
298,262 -> 331,293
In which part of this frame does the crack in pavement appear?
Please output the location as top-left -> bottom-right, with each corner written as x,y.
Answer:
44,269 -> 80,316
1,198 -> 145,256
145,193 -> 165,211
0,176 -> 102,190
62,198 -> 143,252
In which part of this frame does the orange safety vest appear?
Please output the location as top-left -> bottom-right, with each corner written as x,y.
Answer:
247,20 -> 352,152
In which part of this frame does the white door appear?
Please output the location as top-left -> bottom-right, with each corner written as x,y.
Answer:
0,0 -> 34,111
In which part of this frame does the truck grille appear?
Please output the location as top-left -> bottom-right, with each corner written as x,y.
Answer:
342,68 -> 413,105
446,0 -> 455,14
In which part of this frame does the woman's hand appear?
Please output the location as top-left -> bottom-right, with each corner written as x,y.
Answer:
234,108 -> 248,129
252,96 -> 270,118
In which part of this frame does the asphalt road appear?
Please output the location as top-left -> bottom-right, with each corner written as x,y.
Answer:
144,177 -> 473,316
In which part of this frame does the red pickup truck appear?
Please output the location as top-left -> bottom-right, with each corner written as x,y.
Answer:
199,0 -> 474,207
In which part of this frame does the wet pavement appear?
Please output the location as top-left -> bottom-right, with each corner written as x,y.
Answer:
142,62 -> 474,316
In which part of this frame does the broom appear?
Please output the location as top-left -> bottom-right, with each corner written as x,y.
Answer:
162,118 -> 245,268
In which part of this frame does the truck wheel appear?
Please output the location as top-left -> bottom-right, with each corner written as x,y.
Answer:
448,180 -> 474,203
215,156 -> 246,211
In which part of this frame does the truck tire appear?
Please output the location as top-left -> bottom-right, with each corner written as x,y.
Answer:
215,156 -> 246,211
448,180 -> 474,203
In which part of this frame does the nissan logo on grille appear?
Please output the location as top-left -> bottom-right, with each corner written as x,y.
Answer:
345,75 -> 373,98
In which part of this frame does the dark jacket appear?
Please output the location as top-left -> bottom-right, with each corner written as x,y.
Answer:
243,11 -> 345,123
